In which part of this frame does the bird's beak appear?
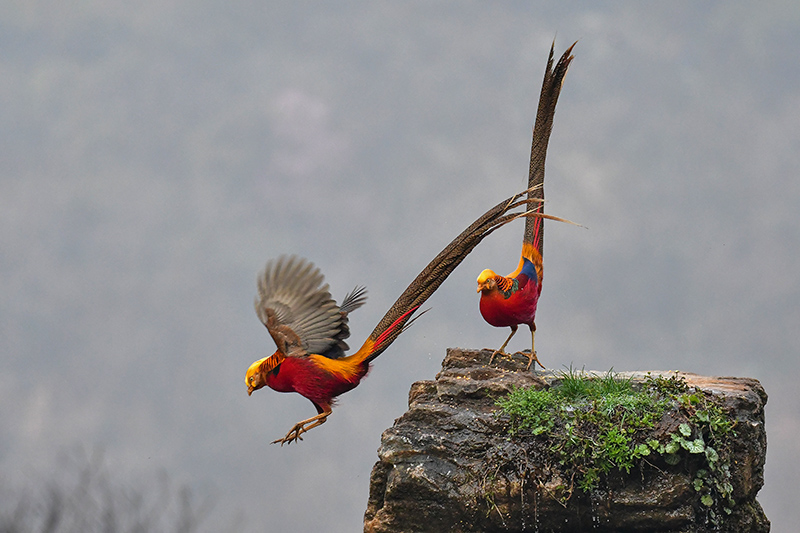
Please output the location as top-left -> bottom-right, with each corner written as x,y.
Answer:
247,386 -> 253,396
476,285 -> 482,293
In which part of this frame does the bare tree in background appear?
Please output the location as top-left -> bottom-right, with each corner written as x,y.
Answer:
0,449 -> 211,533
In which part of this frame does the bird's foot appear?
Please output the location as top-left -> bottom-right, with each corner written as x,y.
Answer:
271,412 -> 329,445
488,349 -> 511,365
518,350 -> 546,371
271,423 -> 307,446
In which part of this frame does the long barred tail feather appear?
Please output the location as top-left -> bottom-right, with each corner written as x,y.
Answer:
358,187 -> 555,363
351,43 -> 578,365
525,41 -> 576,257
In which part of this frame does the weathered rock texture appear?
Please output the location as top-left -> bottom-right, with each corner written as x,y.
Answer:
364,348 -> 769,533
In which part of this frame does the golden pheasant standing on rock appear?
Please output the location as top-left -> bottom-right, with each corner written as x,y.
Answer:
477,42 -> 575,371
246,188 -> 572,445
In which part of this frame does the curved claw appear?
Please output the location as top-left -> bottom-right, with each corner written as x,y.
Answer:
271,423 -> 307,446
271,410 -> 330,446
516,350 -> 545,371
488,349 -> 511,365
488,348 -> 546,372
487,327 -> 518,366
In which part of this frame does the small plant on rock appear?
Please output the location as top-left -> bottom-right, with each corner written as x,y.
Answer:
496,368 -> 737,526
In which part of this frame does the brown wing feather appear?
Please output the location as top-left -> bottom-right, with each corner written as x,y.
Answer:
255,256 -> 364,358
260,307 -> 304,357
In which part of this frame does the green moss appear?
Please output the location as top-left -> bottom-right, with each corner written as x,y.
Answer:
496,369 -> 737,525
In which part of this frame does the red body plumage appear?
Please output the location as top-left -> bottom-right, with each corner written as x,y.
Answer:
264,356 -> 368,414
479,258 -> 541,330
478,253 -> 545,369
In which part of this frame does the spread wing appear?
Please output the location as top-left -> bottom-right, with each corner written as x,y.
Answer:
254,255 -> 365,358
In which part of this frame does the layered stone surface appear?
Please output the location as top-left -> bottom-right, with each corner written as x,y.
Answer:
364,348 -> 769,533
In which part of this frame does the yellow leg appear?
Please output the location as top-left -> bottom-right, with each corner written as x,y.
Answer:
272,409 -> 331,446
489,325 -> 518,365
525,325 -> 545,371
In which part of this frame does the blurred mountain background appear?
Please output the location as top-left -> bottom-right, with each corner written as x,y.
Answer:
2,2 -> 798,531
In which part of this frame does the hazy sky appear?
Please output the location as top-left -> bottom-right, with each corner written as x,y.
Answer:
2,2 -> 799,531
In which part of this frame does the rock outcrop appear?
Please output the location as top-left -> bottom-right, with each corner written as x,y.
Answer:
364,348 -> 769,532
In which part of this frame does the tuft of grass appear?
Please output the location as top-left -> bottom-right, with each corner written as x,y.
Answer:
496,368 -> 737,525
500,367 -> 669,443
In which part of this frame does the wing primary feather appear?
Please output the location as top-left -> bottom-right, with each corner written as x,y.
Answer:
255,256 -> 360,358
340,286 -> 367,314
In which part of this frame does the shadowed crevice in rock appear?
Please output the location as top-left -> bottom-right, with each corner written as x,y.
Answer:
364,348 -> 769,533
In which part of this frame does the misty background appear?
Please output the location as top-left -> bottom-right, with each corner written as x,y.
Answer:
2,2 -> 798,531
